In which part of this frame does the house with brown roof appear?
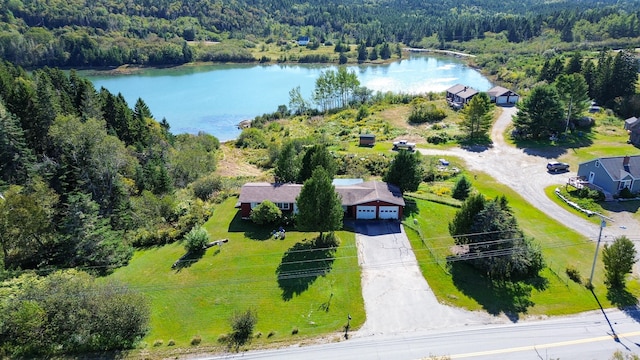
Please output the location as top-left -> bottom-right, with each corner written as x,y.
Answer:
238,180 -> 405,220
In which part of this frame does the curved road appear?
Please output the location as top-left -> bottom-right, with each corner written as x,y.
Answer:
418,106 -> 639,243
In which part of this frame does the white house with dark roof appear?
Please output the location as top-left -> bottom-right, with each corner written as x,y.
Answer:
238,180 -> 405,220
576,155 -> 640,196
487,86 -> 519,104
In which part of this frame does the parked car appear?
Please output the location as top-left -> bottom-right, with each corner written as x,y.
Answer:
547,161 -> 570,172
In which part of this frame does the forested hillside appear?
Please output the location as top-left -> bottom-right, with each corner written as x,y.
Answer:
2,0 -> 640,67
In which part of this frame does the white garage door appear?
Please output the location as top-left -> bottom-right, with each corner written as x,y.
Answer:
496,96 -> 508,104
379,206 -> 399,219
357,206 -> 377,219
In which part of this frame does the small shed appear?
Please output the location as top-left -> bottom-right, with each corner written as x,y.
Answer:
359,134 -> 376,147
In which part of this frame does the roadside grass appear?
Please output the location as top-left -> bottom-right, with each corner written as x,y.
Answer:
106,197 -> 363,351
404,164 -> 640,318
544,185 -> 603,226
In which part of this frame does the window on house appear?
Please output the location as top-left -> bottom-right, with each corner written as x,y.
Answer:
250,202 -> 260,209
619,180 -> 632,190
595,160 -> 600,168
275,202 -> 290,210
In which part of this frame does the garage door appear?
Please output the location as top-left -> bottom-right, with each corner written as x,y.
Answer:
379,206 -> 399,220
496,96 -> 508,104
356,206 -> 377,220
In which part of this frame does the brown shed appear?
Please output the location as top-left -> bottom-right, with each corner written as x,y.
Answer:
359,134 -> 376,147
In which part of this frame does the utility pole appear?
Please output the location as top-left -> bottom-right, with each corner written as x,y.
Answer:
564,95 -> 573,133
589,214 -> 614,286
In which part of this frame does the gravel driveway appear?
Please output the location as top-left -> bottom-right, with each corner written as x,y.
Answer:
418,106 -> 640,243
354,221 -> 507,336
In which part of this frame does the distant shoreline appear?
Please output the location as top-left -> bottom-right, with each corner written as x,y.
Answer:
404,48 -> 476,58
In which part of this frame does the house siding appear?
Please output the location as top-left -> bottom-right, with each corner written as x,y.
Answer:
577,160 -> 618,194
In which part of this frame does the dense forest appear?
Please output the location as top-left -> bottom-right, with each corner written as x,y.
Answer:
2,0 -> 640,67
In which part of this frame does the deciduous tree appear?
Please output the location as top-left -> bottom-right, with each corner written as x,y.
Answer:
250,200 -> 282,225
602,236 -> 637,288
383,150 -> 423,193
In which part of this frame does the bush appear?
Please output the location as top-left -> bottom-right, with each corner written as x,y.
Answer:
408,103 -> 446,124
565,266 -> 582,284
236,128 -> 267,149
192,174 -> 223,201
291,327 -> 299,335
190,335 -> 202,346
250,200 -> 282,225
267,331 -> 276,338
619,187 -> 635,199
153,340 -> 163,347
167,339 -> 175,346
184,226 -> 209,253
229,309 -> 258,349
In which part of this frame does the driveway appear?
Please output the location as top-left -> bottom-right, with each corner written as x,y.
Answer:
418,106 -> 640,243
354,221 -> 507,336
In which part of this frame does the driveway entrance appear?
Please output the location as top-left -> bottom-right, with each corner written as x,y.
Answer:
354,221 -> 505,336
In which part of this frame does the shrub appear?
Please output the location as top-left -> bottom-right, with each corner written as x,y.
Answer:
153,340 -> 163,347
565,266 -> 582,284
184,226 -> 209,253
190,335 -> 202,346
250,200 -> 282,225
291,327 -> 299,335
167,339 -> 175,346
229,309 -> 258,349
267,331 -> 276,338
217,334 -> 229,343
408,103 -> 446,124
192,175 -> 223,201
236,128 -> 267,149
432,186 -> 451,197
619,187 -> 635,199
426,133 -> 450,144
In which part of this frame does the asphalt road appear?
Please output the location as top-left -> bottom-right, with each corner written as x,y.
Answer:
206,308 -> 640,360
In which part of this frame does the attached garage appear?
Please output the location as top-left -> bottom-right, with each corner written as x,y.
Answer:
378,206 -> 399,220
356,206 -> 377,219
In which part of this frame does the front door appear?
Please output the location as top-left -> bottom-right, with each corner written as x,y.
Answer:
588,171 -> 595,183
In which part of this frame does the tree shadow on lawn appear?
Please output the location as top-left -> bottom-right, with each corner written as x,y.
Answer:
449,261 -> 548,322
276,237 -> 336,301
514,131 -> 594,159
227,211 -> 273,240
172,249 -> 205,272
600,200 -> 640,214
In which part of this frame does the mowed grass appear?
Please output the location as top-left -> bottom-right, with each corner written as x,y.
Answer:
106,197 -> 363,350
404,164 -> 640,317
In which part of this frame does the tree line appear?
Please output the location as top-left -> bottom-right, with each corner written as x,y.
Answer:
0,59 -> 225,355
2,0 -> 640,67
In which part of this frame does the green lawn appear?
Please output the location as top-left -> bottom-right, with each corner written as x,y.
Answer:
106,197 -> 363,351
404,165 -> 640,318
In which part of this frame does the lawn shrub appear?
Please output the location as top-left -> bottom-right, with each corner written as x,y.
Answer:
408,103 -> 446,124
153,340 -> 163,347
432,185 -> 451,197
167,339 -> 175,346
267,331 -> 276,338
566,266 -> 582,284
291,327 -> 299,335
191,335 -> 202,346
192,174 -> 223,201
184,226 -> 209,253
426,133 -> 451,144
618,187 -> 635,199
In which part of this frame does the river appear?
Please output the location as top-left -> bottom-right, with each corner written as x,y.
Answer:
87,55 -> 492,141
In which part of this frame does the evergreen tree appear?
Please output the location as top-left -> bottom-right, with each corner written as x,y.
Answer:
295,168 -> 343,239
0,99 -> 34,184
357,42 -> 368,62
383,150 -> 423,193
298,145 -> 337,183
513,84 -> 565,139
380,42 -> 392,60
461,92 -> 493,139
554,73 -> 590,127
452,175 -> 472,200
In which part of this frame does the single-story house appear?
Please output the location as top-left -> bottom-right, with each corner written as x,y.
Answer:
624,116 -> 640,146
359,134 -> 375,146
445,84 -> 479,108
238,180 -> 405,220
487,86 -> 519,104
576,155 -> 640,196
297,36 -> 310,46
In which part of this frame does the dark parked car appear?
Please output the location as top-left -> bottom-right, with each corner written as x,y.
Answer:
547,161 -> 570,172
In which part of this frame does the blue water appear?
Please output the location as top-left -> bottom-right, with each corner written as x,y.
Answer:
87,55 -> 492,141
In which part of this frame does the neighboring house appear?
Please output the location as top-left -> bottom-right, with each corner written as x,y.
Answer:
487,86 -> 519,105
238,180 -> 405,220
576,155 -> 640,196
445,84 -> 479,108
359,134 -> 375,147
624,116 -> 640,146
297,36 -> 310,46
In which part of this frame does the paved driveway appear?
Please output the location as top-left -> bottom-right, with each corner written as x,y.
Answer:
354,221 -> 507,336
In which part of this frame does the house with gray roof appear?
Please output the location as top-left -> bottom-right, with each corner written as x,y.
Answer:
487,86 -> 519,105
445,84 -> 479,108
624,116 -> 640,146
238,180 -> 405,220
576,155 -> 640,197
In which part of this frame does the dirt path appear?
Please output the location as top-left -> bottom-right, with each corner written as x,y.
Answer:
418,106 -> 640,247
